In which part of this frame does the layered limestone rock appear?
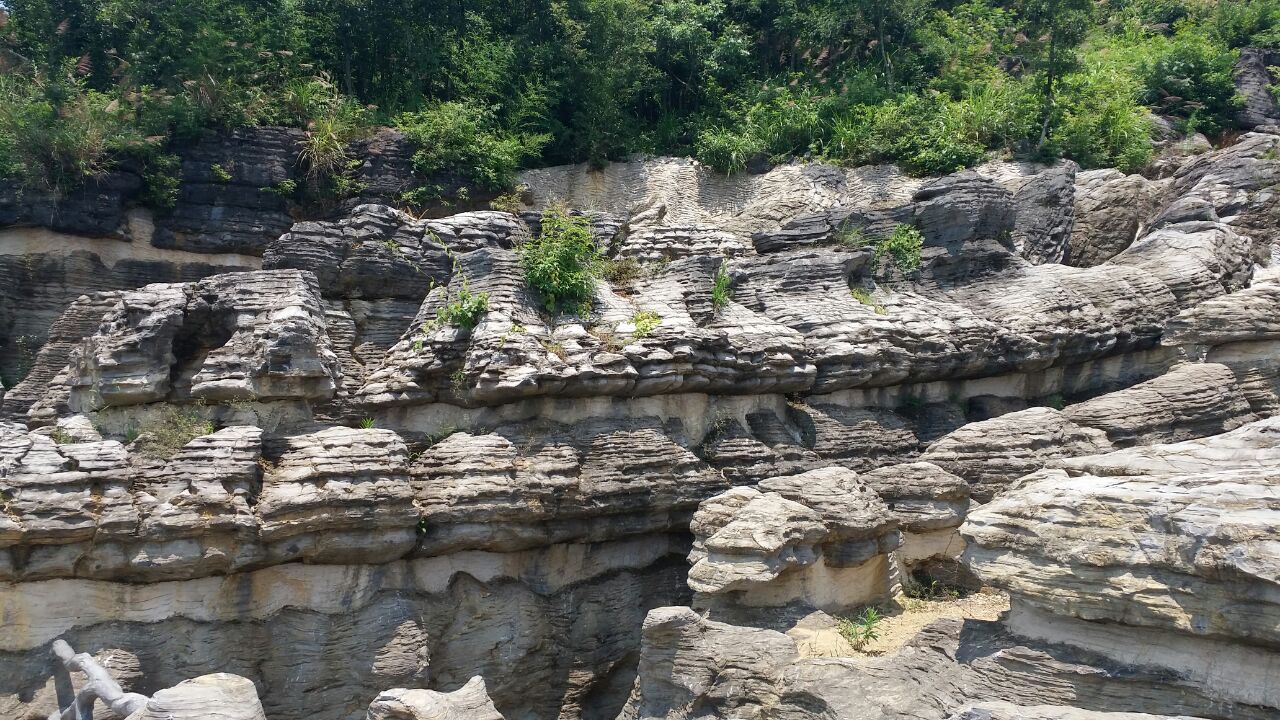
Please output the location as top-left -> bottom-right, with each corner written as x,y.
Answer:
49,269 -> 340,417
367,677 -> 505,720
5,120 -> 1280,720
625,607 -> 1258,720
1164,278 -> 1280,414
962,417 -> 1280,713
921,361 -> 1257,500
687,467 -> 900,614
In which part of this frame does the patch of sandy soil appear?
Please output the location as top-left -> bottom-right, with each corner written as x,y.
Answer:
789,589 -> 1009,658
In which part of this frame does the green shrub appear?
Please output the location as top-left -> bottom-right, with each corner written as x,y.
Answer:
211,163 -> 232,182
602,257 -> 647,287
520,206 -> 601,314
490,188 -> 526,213
827,93 -> 993,176
1138,29 -> 1240,134
1051,58 -> 1154,172
427,279 -> 490,331
631,310 -> 662,338
0,66 -> 147,193
140,153 -> 182,210
711,265 -> 734,310
850,288 -> 887,314
873,225 -> 924,273
396,101 -> 548,191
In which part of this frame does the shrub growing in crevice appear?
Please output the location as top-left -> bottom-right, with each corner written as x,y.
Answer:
520,205 -> 601,315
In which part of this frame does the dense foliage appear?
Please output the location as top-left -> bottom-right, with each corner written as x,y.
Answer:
0,0 -> 1275,195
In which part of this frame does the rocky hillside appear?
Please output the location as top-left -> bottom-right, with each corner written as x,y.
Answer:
0,68 -> 1278,720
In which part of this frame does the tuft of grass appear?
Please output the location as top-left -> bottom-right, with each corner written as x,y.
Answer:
358,416 -> 376,429
602,256 -> 647,289
835,224 -> 870,248
836,607 -> 884,650
711,266 -> 734,311
903,578 -> 961,602
588,327 -> 625,352
489,188 -> 526,213
850,288 -> 887,315
541,338 -> 567,360
631,310 -> 662,338
129,404 -> 214,459
49,428 -> 75,445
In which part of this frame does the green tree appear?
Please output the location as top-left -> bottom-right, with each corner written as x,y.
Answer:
1016,0 -> 1094,148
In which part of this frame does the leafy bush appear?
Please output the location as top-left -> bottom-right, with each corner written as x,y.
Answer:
826,89 -> 1033,176
602,257 -> 648,288
711,265 -> 733,310
396,101 -> 548,191
1138,29 -> 1240,134
0,66 -> 148,193
874,225 -> 925,273
1051,57 -> 1154,172
427,279 -> 490,331
850,287 -> 887,314
520,206 -> 601,314
695,126 -> 765,174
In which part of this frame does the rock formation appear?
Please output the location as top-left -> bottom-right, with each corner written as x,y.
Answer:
2,109 -> 1279,720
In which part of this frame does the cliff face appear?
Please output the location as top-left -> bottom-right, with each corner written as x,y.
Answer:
1,98 -> 1279,720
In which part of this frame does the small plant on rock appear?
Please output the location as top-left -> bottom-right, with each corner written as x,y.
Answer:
490,188 -> 526,213
837,607 -> 883,650
210,163 -> 232,182
711,266 -> 733,311
425,278 -> 489,332
872,224 -> 923,274
358,417 -> 376,429
130,403 -> 214,458
520,205 -> 601,314
602,257 -> 647,290
850,288 -> 887,315
835,224 -> 870,248
631,310 -> 662,338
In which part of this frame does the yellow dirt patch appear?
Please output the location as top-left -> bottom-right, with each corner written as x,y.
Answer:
791,589 -> 1009,658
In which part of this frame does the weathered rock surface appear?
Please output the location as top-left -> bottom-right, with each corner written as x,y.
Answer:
1065,170 -> 1160,266
367,677 -> 505,720
687,467 -> 899,613
60,270 -> 340,412
625,609 -> 1259,720
922,362 -> 1256,499
1234,48 -> 1280,130
963,416 -> 1280,712
126,673 -> 267,720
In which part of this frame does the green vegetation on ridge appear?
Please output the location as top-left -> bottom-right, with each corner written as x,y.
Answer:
0,0 -> 1275,199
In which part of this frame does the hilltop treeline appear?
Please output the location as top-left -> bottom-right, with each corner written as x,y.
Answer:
0,0 -> 1276,200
